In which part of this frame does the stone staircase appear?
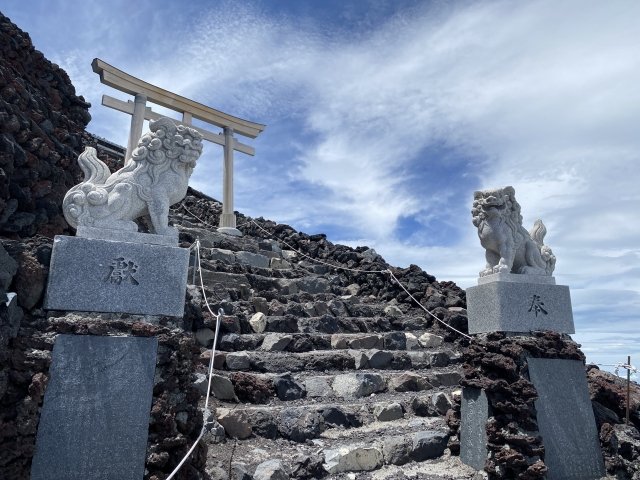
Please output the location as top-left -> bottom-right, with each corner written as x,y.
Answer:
171,193 -> 476,479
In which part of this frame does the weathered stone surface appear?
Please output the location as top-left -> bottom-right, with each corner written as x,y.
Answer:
431,392 -> 453,415
261,333 -> 292,352
384,305 -> 403,318
349,335 -> 381,350
332,373 -> 386,398
404,332 -> 421,350
13,251 -> 46,309
211,374 -> 237,401
382,435 -> 412,465
460,394 -> 504,472
366,349 -> 393,369
374,402 -> 404,421
274,373 -> 306,401
236,251 -> 270,269
252,297 -> 269,315
331,334 -> 348,349
226,352 -> 250,370
249,312 -> 268,333
384,332 -> 406,350
434,371 -> 462,386
418,332 -> 444,348
348,349 -> 369,369
410,431 -> 449,461
230,372 -> 273,404
0,244 -> 17,292
466,280 -> 574,334
208,248 -> 236,264
388,372 -> 431,392
253,459 -> 289,480
195,328 -> 216,347
278,407 -> 323,442
323,444 -> 383,474
295,277 -> 330,294
193,373 -> 209,396
44,236 -> 189,316
270,258 -> 292,270
30,335 -> 158,480
217,408 -> 252,439
304,377 -> 332,398
527,358 -> 605,479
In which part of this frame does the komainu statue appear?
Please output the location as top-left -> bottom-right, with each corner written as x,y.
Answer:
63,118 -> 203,237
471,186 -> 556,277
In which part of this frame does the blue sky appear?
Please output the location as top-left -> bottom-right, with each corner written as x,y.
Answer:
3,0 -> 639,378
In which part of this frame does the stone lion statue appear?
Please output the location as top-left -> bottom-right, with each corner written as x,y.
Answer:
63,118 -> 203,237
471,186 -> 556,277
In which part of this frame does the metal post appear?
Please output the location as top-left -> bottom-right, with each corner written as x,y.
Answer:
126,93 -> 147,161
626,355 -> 631,425
218,127 -> 242,236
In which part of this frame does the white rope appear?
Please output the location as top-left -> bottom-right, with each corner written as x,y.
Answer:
166,239 -> 223,480
595,362 -> 638,376
386,270 -> 473,340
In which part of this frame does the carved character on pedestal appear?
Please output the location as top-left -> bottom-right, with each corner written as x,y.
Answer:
471,186 -> 556,277
63,118 -> 203,237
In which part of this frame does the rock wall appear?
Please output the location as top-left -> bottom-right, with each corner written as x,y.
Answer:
0,12 -> 93,238
453,332 -> 640,480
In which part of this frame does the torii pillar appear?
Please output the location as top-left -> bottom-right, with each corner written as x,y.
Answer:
91,58 -> 266,237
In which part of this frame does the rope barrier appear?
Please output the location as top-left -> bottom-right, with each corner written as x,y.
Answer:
165,239 -> 223,480
595,362 -> 638,375
178,203 -> 473,341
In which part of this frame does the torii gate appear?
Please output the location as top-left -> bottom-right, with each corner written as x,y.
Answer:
91,58 -> 266,237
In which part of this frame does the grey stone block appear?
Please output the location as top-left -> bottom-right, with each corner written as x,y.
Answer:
527,358 -> 605,480
410,431 -> 449,461
30,334 -> 157,480
460,387 -> 489,470
77,225 -> 177,246
466,279 -> 574,334
235,251 -> 270,269
44,236 -> 189,316
477,272 -> 556,285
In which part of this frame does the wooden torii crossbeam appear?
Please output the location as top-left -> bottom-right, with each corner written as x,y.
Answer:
91,58 -> 266,236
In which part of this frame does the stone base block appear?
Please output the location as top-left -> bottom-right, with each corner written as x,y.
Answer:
527,358 -> 605,479
30,335 -> 158,480
44,235 -> 189,316
466,278 -> 574,334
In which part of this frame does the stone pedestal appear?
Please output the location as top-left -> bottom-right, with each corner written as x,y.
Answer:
44,235 -> 189,316
30,335 -> 158,480
466,273 -> 574,334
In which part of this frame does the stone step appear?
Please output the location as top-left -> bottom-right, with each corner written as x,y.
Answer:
218,330 -> 449,353
205,433 -> 476,479
215,401 -> 448,442
249,314 -> 432,334
197,369 -> 462,404
214,348 -> 459,374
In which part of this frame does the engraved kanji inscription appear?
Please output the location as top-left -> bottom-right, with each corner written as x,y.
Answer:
528,294 -> 548,316
106,257 -> 140,285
